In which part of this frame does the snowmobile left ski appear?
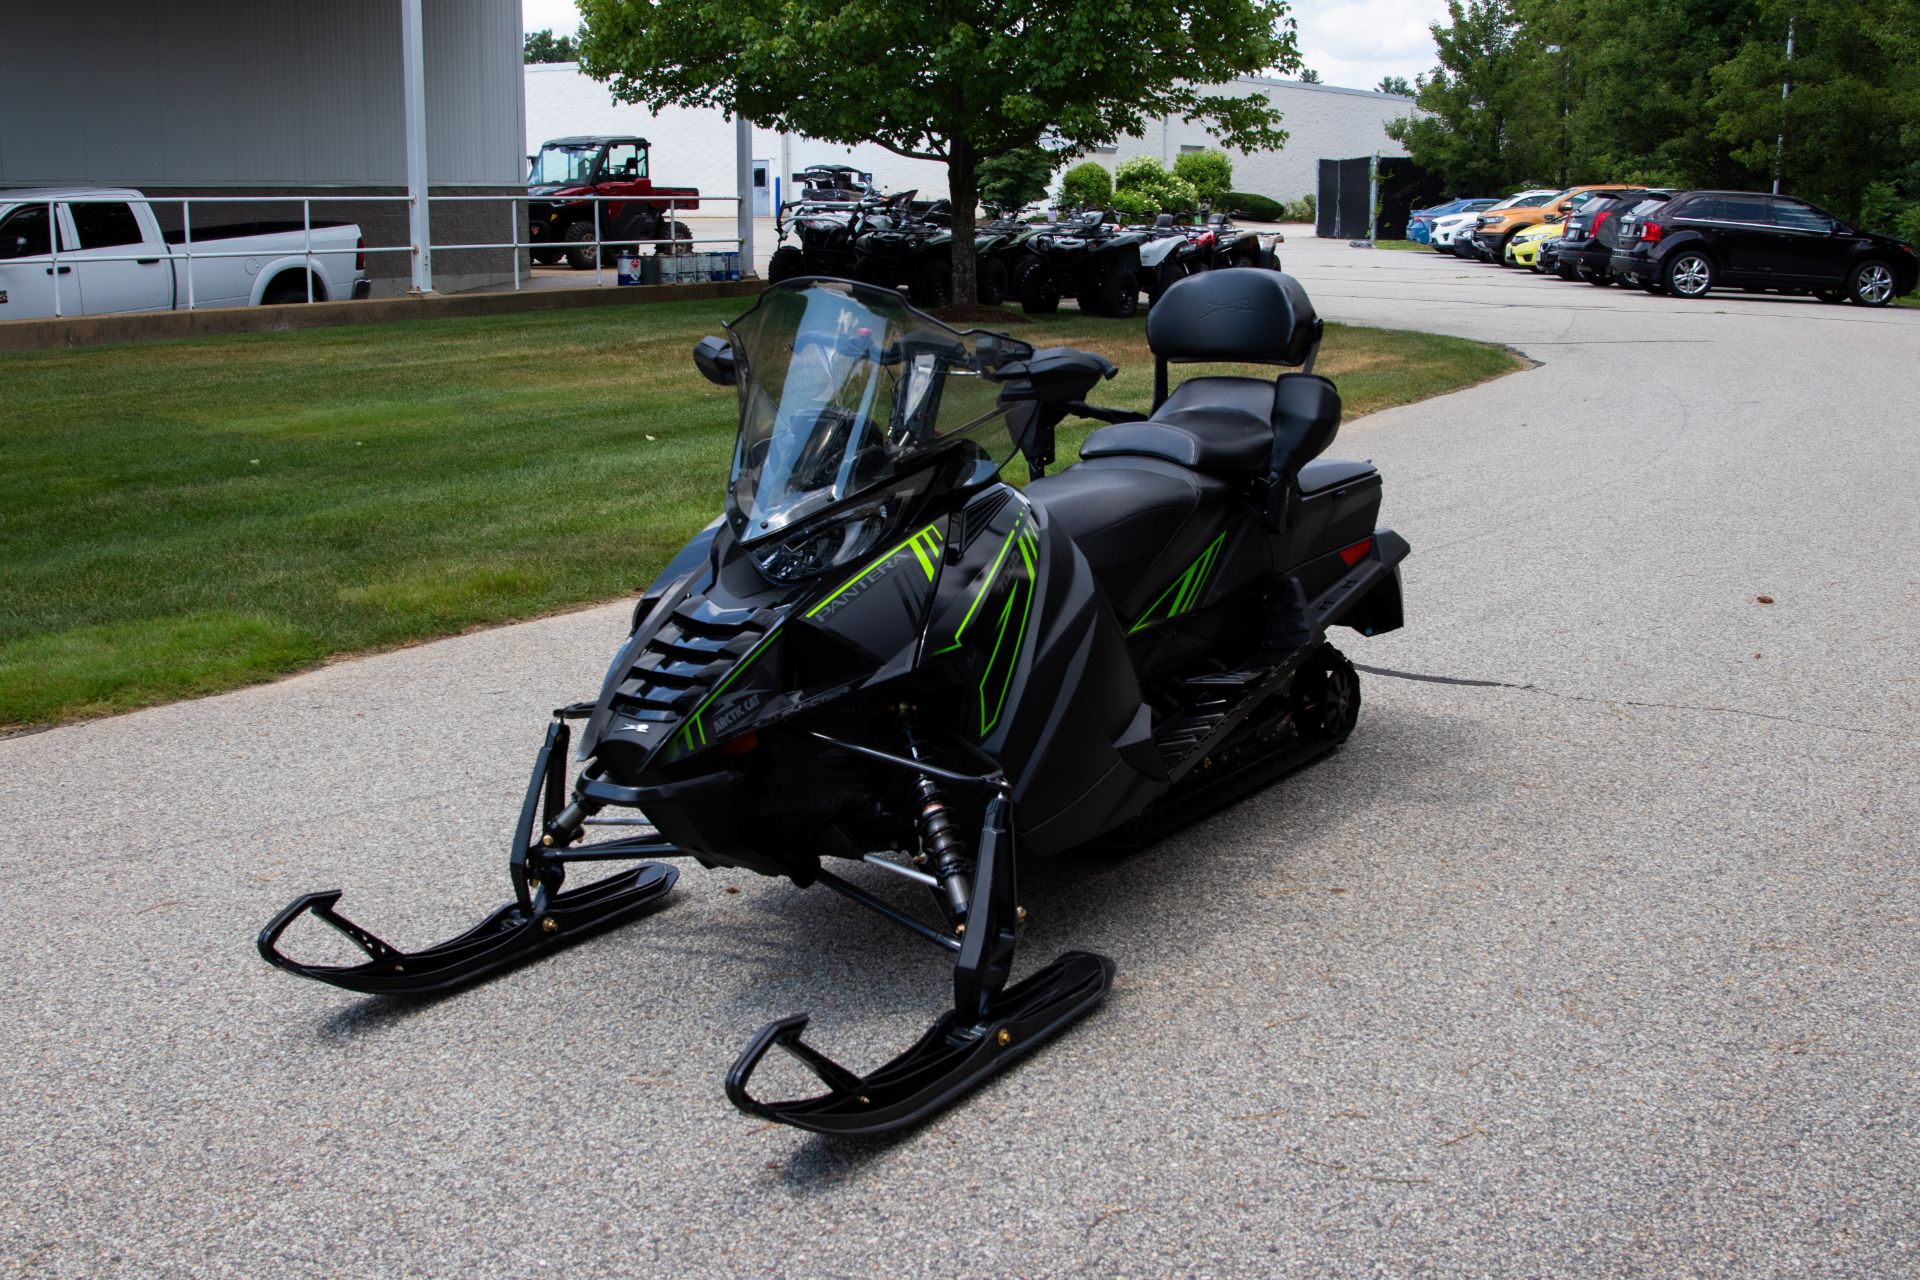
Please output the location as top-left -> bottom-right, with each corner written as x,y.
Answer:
260,268 -> 1410,1136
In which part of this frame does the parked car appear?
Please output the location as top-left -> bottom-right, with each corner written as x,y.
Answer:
526,136 -> 700,269
1433,190 -> 1557,255
1409,197 -> 1496,244
1469,185 -> 1645,264
1505,218 -> 1563,271
1610,190 -> 1919,305
1554,191 -> 1673,283
0,188 -> 368,320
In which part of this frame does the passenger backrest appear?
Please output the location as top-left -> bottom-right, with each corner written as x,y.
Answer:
1145,268 -> 1322,379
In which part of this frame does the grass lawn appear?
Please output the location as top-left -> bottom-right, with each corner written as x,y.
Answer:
1371,240 -> 1427,252
0,299 -> 1523,727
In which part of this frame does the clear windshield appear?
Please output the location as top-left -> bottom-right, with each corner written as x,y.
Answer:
724,280 -> 1033,544
530,145 -> 599,186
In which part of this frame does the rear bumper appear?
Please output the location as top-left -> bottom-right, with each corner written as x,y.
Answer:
350,277 -> 372,300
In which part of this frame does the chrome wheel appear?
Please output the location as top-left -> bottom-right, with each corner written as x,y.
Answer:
1853,262 -> 1894,307
1669,254 -> 1712,297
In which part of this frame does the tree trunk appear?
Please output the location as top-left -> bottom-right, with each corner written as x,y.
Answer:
949,138 -> 979,306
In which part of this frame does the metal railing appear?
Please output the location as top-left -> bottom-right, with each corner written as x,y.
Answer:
2,191 -> 749,320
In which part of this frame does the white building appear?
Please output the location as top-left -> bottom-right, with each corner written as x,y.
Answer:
525,65 -> 1415,211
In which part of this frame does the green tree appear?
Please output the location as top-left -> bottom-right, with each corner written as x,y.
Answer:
523,29 -> 579,63
1377,75 -> 1415,95
978,147 -> 1064,215
1059,160 -> 1114,209
1173,148 -> 1236,204
1299,68 -> 1323,83
1387,0 -> 1538,192
1707,0 -> 1920,220
576,0 -> 1300,302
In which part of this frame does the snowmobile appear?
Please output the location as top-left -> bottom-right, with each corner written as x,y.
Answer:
258,269 -> 1410,1137
1020,211 -> 1150,317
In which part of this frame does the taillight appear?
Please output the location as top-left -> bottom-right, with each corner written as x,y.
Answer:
355,236 -> 365,271
1593,211 -> 1612,235
1640,221 -> 1663,243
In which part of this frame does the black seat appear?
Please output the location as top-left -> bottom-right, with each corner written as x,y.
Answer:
1027,457 -> 1230,620
1078,371 -> 1342,482
1076,269 -> 1343,490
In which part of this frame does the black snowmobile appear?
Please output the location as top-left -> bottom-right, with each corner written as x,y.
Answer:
1021,211 -> 1150,317
259,269 -> 1410,1138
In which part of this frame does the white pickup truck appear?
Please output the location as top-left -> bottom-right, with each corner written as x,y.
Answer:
0,187 -> 371,320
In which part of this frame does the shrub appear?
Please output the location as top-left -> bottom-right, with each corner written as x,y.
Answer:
1220,190 -> 1285,221
1156,174 -> 1201,214
1058,161 -> 1112,210
1282,193 -> 1318,223
1173,150 -> 1235,205
979,147 -> 1062,216
1109,190 -> 1158,220
1113,156 -> 1168,192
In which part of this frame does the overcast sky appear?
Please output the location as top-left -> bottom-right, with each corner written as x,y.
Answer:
521,0 -> 1450,93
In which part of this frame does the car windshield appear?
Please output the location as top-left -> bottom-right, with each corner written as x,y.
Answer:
724,280 -> 1034,543
1494,191 -> 1551,209
529,144 -> 599,186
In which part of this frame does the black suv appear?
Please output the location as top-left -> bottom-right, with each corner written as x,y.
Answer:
1555,191 -> 1672,284
1610,190 -> 1917,306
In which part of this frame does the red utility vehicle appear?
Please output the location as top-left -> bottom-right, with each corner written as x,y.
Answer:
527,136 -> 700,269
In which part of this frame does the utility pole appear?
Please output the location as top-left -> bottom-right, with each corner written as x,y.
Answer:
1772,16 -> 1795,195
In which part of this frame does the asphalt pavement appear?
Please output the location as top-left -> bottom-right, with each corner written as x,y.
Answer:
4,241 -> 1917,1277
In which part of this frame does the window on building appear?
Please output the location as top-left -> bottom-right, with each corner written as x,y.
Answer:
1093,145 -> 1118,155
1179,145 -> 1206,154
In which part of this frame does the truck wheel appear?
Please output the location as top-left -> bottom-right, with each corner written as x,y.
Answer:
910,259 -> 953,309
561,220 -> 598,270
262,273 -> 318,304
977,257 -> 1010,306
1019,266 -> 1061,314
767,246 -> 808,283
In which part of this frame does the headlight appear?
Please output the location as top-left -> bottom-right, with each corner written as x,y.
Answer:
748,480 -> 924,584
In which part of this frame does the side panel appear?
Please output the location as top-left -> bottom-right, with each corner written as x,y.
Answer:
925,489 -> 1167,853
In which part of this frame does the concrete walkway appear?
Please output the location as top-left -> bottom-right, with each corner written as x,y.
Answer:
3,240 -> 1916,1277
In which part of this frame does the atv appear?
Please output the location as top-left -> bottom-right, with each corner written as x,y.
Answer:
259,269 -> 1410,1138
1021,211 -> 1150,317
1139,213 -> 1204,307
1184,211 -> 1279,274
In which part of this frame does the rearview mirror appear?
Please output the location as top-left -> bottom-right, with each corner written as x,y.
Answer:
692,336 -> 736,386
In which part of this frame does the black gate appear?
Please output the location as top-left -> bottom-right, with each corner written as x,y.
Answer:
1375,158 -> 1445,240
1316,157 -> 1374,239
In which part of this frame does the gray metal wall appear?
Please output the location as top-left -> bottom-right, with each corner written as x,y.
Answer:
0,0 -> 523,187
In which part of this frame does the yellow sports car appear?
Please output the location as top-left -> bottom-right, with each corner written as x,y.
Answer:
1506,218 -> 1564,270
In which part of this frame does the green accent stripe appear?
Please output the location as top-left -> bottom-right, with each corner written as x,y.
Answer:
805,522 -> 942,619
1128,531 -> 1226,634
679,626 -> 782,753
951,513 -> 1025,641
979,537 -> 1037,737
